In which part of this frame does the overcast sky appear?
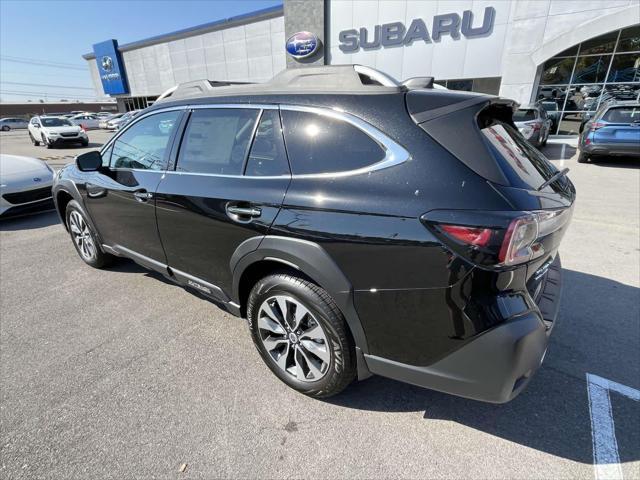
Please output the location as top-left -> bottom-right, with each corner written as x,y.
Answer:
0,0 -> 281,102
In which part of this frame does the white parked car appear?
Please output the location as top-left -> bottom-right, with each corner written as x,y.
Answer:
99,112 -> 124,129
28,116 -> 89,148
0,118 -> 29,131
106,110 -> 141,130
0,154 -> 55,218
69,114 -> 100,130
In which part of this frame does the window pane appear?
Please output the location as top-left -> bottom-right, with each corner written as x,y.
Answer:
602,106 -> 640,122
177,109 -> 259,175
617,25 -> 640,53
607,53 -> 640,83
572,55 -> 611,83
579,30 -> 618,55
281,110 -> 385,175
513,109 -> 537,121
535,85 -> 568,106
111,111 -> 180,170
564,84 -> 603,111
601,83 -> 640,103
245,110 -> 290,177
557,112 -> 586,135
540,57 -> 575,85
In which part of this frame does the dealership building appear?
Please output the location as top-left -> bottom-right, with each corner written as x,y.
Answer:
83,0 -> 640,135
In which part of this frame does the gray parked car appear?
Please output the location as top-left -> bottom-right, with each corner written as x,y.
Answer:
0,118 -> 29,131
514,105 -> 552,147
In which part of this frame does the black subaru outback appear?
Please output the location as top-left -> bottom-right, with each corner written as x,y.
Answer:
53,65 -> 575,403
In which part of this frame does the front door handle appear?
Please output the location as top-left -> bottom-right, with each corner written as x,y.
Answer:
226,205 -> 262,219
133,190 -> 153,202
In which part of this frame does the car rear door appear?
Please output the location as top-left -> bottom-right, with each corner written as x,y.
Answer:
155,105 -> 291,300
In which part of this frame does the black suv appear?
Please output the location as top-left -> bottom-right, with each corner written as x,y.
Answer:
53,66 -> 575,403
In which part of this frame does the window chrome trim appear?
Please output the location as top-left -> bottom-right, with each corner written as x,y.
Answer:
101,103 -> 410,179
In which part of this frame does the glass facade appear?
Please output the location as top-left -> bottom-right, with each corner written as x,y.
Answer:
535,25 -> 640,134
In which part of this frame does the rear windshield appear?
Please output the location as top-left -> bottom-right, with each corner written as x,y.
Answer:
480,121 -> 558,190
602,106 -> 640,123
41,118 -> 72,127
513,109 -> 537,121
541,102 -> 558,111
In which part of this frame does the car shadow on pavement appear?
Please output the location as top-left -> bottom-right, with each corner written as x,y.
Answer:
328,268 -> 640,466
0,210 -> 59,231
588,157 -> 640,169
540,143 -> 577,161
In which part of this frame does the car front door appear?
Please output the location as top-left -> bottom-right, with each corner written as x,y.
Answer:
82,109 -> 184,266
155,106 -> 291,300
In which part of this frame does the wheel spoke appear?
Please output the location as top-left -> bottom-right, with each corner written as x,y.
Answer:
262,335 -> 287,352
258,315 -> 285,335
70,223 -> 81,234
275,296 -> 289,327
300,324 -> 323,341
298,345 -> 324,380
291,303 -> 309,331
294,346 -> 306,380
300,339 -> 330,364
275,343 -> 290,371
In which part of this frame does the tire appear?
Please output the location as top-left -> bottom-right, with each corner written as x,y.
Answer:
29,132 -> 40,146
577,151 -> 589,163
247,273 -> 356,398
1,126 -> 9,131
81,139 -> 89,147
65,200 -> 114,269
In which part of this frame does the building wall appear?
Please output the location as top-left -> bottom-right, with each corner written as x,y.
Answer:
326,0 -> 640,103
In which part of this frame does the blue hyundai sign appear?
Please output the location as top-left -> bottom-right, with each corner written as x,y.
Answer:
93,39 -> 129,95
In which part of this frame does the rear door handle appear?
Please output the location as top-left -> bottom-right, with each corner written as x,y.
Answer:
133,190 -> 153,202
226,205 -> 262,219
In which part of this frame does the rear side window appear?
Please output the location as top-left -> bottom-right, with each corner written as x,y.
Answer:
281,110 -> 385,175
513,109 -> 537,121
245,110 -> 290,176
111,111 -> 180,170
177,109 -> 259,175
602,107 -> 640,123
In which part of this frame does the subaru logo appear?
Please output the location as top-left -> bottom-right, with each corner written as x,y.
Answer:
33,177 -> 42,182
286,31 -> 319,59
101,56 -> 113,73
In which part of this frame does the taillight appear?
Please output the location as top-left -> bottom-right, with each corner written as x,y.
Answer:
422,209 -> 571,268
589,122 -> 606,131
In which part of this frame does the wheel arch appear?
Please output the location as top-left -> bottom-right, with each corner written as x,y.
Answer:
55,189 -> 74,230
231,235 -> 370,355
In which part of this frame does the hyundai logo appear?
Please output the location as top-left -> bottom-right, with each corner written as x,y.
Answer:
286,31 -> 319,59
101,55 -> 114,73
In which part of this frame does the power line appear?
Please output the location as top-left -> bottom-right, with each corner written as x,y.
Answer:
0,90 -> 100,100
0,55 -> 88,71
2,81 -> 95,90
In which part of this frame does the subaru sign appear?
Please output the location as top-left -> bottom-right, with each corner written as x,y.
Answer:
286,31 -> 320,59
339,6 -> 495,52
93,39 -> 129,95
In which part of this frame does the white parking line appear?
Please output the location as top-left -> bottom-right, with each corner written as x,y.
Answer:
586,373 -> 640,480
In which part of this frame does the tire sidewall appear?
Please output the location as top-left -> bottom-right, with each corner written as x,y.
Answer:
248,275 -> 351,397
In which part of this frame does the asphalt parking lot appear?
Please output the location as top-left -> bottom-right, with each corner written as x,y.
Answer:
0,132 -> 638,479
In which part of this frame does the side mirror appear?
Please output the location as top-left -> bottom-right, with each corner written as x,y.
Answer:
34,123 -> 40,128
76,151 -> 101,172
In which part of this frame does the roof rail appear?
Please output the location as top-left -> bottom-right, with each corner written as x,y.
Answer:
155,65 -> 446,103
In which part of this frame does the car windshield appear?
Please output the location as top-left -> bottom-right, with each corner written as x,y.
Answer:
41,118 -> 73,127
513,109 -> 537,121
602,106 -> 640,123
541,102 -> 558,111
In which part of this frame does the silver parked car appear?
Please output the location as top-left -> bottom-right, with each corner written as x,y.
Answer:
514,104 -> 553,148
0,154 -> 55,218
0,118 -> 29,131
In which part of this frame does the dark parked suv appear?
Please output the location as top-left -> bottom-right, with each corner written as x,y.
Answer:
53,66 -> 575,403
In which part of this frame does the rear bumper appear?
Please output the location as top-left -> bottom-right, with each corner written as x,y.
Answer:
580,142 -> 640,157
365,257 -> 562,403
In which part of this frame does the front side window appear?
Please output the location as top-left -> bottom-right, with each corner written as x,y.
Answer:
111,111 -> 180,170
245,110 -> 290,176
281,110 -> 385,175
177,108 -> 259,175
